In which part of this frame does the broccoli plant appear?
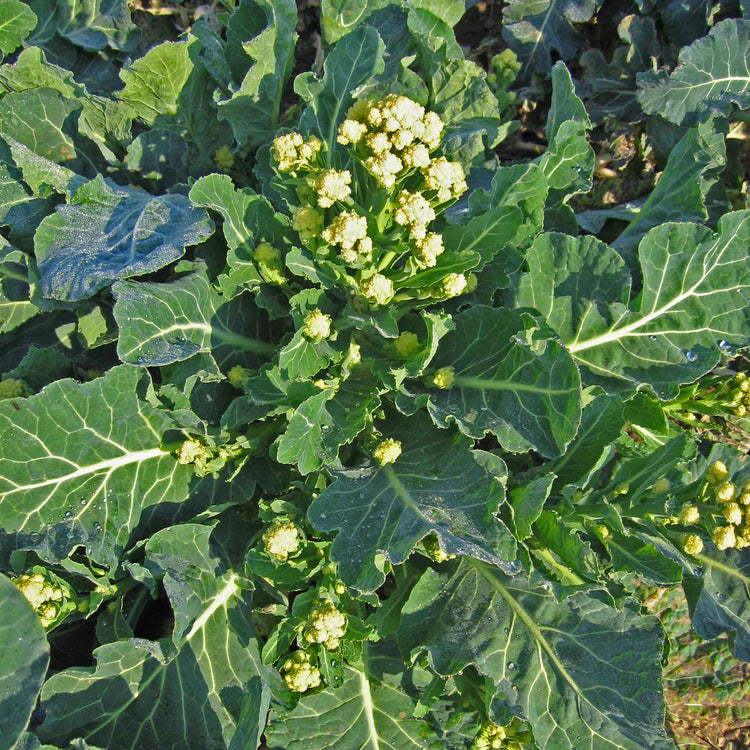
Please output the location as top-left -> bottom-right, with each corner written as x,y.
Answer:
0,2 -> 749,750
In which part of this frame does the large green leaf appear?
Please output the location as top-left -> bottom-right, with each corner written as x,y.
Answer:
296,25 -> 385,163
34,176 -> 214,302
611,118 -> 726,265
55,0 -> 139,52
308,409 -> 516,592
0,366 -> 191,567
113,269 -> 278,370
502,0 -> 602,80
397,560 -> 671,749
37,524 -> 278,747
266,641 -> 437,749
0,0 -> 37,55
637,19 -> 750,125
443,163 -> 547,274
0,246 -> 38,335
276,369 -> 380,474
513,215 -> 750,397
684,547 -> 750,661
0,572 -> 50,750
421,306 -> 581,458
216,0 -> 297,154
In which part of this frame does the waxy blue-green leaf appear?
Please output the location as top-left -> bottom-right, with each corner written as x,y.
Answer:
0,366 -> 191,567
308,409 -> 516,592
216,0 -> 297,154
611,118 -> 726,266
266,640 -> 435,750
0,158 -> 55,239
637,19 -> 750,125
580,14 -> 661,123
0,87 -> 79,165
37,575 -> 276,747
113,270 -> 278,370
0,0 -> 37,54
513,215 -> 750,397
34,176 -> 214,301
296,25 -> 385,162
606,531 -> 682,587
0,246 -> 38,334
278,328 -> 339,381
55,0 -> 138,52
684,547 -> 750,661
443,163 -> 547,275
0,572 -> 50,750
397,560 -> 671,750
509,474 -> 555,540
276,369 -> 380,474
424,306 -> 581,458
503,0 -> 602,80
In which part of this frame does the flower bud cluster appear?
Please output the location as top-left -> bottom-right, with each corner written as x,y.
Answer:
302,602 -> 347,650
727,372 -> 750,417
282,651 -> 322,692
678,461 -> 750,554
272,133 -> 322,172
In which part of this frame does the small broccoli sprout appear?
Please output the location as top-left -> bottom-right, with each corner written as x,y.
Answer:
413,233 -> 444,268
715,481 -> 736,504
227,365 -> 249,390
0,378 -> 30,400
394,190 -> 435,239
373,438 -> 402,466
303,309 -> 332,342
343,341 -> 361,368
272,133 -> 304,171
652,478 -> 670,494
421,157 -> 467,202
593,524 -> 610,540
712,525 -> 736,551
303,602 -> 348,650
678,505 -> 700,525
360,273 -> 394,306
724,502 -> 743,526
214,145 -> 234,172
682,534 -> 704,556
706,460 -> 729,485
337,119 -> 367,146
263,519 -> 301,563
13,568 -> 75,629
439,273 -> 468,299
394,331 -> 420,359
423,534 -> 456,563
322,210 -> 368,254
475,722 -> 508,750
432,366 -> 455,389
292,205 -> 324,242
176,439 -> 211,476
282,651 -> 322,693
314,169 -> 352,208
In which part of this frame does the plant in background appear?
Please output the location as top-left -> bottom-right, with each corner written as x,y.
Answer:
0,1 -> 749,749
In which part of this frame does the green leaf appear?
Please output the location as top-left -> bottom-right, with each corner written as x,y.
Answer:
0,366 -> 191,567
397,559 -> 671,749
513,216 -> 750,397
0,87 -> 79,164
118,41 -> 192,123
0,572 -> 50,750
611,118 -> 726,265
502,0 -> 602,80
296,25 -> 385,162
0,246 -> 38,334
3,135 -> 85,197
0,0 -> 37,54
216,0 -> 297,154
510,474 -> 555,540
424,306 -> 581,458
319,0 -> 389,43
265,641 -> 433,750
534,510 -> 600,583
55,0 -> 139,52
606,531 -> 682,587
684,547 -> 750,660
580,14 -> 661,123
546,61 -> 591,142
276,369 -> 380,474
37,578 -> 276,747
308,409 -> 516,592
113,270 -> 278,369
34,176 -> 214,302
278,328 -> 338,381
443,163 -> 547,274
637,19 -> 750,125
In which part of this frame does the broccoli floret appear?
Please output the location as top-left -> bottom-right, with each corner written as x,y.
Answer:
281,651 -> 322,693
263,519 -> 301,563
302,602 -> 347,650
13,567 -> 76,629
